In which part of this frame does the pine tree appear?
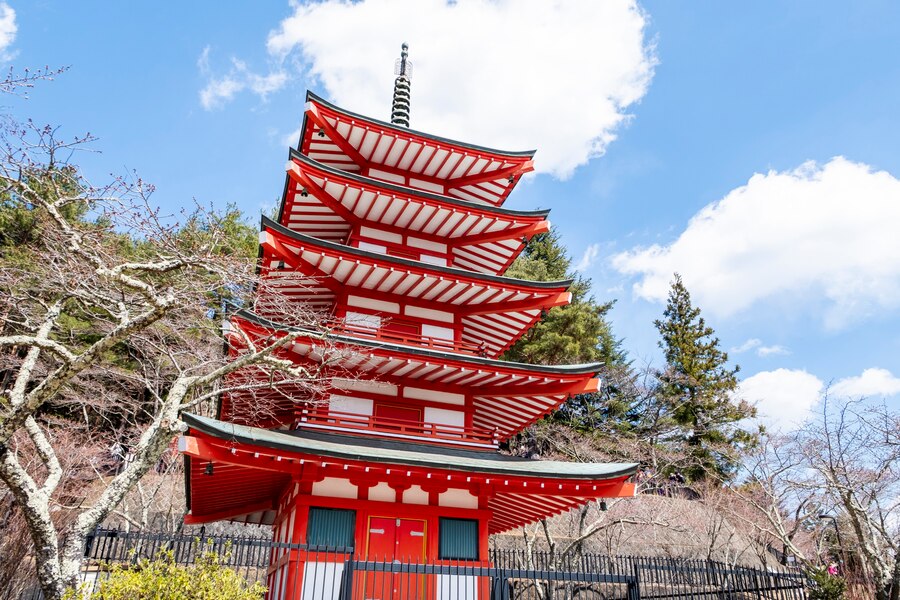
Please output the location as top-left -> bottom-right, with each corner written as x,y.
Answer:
654,274 -> 757,481
503,229 -> 634,432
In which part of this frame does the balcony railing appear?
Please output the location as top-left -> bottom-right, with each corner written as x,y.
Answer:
296,407 -> 499,449
330,322 -> 488,357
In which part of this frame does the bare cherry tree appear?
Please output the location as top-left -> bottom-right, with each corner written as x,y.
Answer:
0,88 -> 342,598
732,398 -> 900,600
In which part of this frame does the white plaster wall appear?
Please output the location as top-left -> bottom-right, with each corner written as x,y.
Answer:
328,394 -> 373,416
367,169 -> 406,185
368,482 -> 395,503
360,225 -> 403,244
439,489 -> 479,509
425,407 -> 465,427
312,477 -> 358,499
422,324 -> 454,340
404,386 -> 465,406
332,378 -> 398,396
408,179 -> 446,195
357,240 -> 387,253
419,254 -> 448,267
345,311 -> 381,329
405,305 -> 454,323
348,294 -> 399,313
302,562 -> 345,600
436,575 -> 479,600
403,484 -> 429,505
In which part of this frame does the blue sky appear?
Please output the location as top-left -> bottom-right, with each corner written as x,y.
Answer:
5,1 -> 900,426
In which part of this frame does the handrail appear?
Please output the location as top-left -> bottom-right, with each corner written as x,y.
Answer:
329,321 -> 488,357
297,407 -> 499,448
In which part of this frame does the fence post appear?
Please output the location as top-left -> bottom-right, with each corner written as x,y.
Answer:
339,559 -> 355,600
490,568 -> 510,600
630,563 -> 641,600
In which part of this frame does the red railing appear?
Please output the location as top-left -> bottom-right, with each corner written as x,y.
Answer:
296,407 -> 499,449
329,322 -> 488,357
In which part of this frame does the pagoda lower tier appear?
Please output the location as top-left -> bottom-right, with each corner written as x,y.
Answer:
219,311 -> 601,442
182,413 -> 637,530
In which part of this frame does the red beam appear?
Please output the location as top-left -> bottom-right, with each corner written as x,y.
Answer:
447,160 -> 534,188
458,291 -> 571,315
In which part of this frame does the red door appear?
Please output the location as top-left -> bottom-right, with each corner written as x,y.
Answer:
374,403 -> 422,433
361,517 -> 427,599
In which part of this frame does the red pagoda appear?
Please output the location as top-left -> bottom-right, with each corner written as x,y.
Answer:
179,44 -> 637,599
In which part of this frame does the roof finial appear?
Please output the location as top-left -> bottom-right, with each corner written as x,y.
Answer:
391,42 -> 412,127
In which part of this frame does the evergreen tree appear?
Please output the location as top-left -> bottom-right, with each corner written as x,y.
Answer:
653,274 -> 758,481
503,229 -> 634,432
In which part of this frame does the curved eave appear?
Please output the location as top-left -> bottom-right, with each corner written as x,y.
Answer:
288,149 -> 549,220
262,215 -> 571,292
234,308 -> 602,377
306,91 -> 536,160
183,413 -> 637,481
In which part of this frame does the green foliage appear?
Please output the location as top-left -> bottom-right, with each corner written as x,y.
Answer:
504,229 -> 625,366
807,567 -> 847,600
0,168 -> 258,434
175,205 -> 258,260
654,274 -> 757,480
69,548 -> 266,600
503,229 -> 634,433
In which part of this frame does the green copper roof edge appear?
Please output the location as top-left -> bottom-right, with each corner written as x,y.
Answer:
183,413 -> 638,480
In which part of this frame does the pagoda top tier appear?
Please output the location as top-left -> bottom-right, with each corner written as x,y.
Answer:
300,91 -> 535,206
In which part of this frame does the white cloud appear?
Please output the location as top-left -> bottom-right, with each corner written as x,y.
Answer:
264,0 -> 655,178
200,75 -> 243,111
831,368 -> 900,399
731,338 -> 762,354
575,244 -> 601,272
0,2 -> 17,60
198,52 -> 287,111
197,45 -> 211,74
730,338 -> 789,357
612,157 -> 900,328
739,369 -> 824,430
757,344 -> 789,357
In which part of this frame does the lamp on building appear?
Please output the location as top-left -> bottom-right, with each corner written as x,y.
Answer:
204,461 -> 214,476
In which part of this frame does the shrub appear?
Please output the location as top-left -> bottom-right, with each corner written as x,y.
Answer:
68,547 -> 266,600
808,566 -> 847,600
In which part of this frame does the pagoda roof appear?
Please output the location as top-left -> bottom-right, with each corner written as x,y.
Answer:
299,91 -> 535,207
182,413 -> 637,532
221,311 -> 601,439
259,217 -> 571,357
279,150 -> 550,275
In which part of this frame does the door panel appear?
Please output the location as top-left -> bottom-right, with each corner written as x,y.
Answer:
396,519 -> 426,562
366,517 -> 396,561
361,517 -> 427,600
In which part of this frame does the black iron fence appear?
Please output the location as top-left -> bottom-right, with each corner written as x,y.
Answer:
21,528 -> 809,599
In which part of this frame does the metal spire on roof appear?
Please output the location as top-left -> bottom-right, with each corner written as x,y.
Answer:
391,43 -> 412,127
